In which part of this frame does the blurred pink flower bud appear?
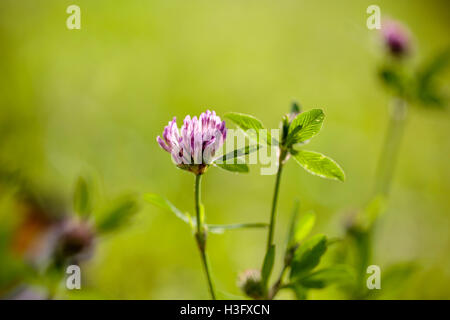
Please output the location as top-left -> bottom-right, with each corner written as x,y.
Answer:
382,20 -> 411,57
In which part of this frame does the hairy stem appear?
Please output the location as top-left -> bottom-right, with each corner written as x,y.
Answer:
261,150 -> 285,296
194,174 -> 216,300
195,174 -> 202,235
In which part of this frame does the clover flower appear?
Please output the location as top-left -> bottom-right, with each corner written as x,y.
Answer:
382,20 -> 411,57
157,110 -> 227,174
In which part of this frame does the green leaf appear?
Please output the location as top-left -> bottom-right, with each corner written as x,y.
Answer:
356,195 -> 388,230
379,66 -> 405,95
291,149 -> 345,182
286,200 -> 300,246
208,222 -> 268,234
261,245 -> 275,287
286,109 -> 324,145
143,193 -> 189,223
416,49 -> 450,108
290,234 -> 328,280
366,262 -> 416,299
0,230 -> 35,289
416,84 -> 446,107
284,125 -> 302,146
216,144 -> 260,163
215,163 -> 249,173
297,265 -> 355,289
293,211 -> 316,244
382,262 -> 417,288
291,284 -> 307,300
346,227 -> 371,286
73,176 -> 92,217
96,195 -> 139,233
225,112 -> 271,145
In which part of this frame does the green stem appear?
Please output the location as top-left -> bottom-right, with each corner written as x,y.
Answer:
199,246 -> 216,300
195,174 -> 202,235
268,243 -> 296,300
268,264 -> 288,299
374,98 -> 408,196
194,174 -> 216,300
260,151 -> 285,295
266,153 -> 284,251
349,98 -> 407,299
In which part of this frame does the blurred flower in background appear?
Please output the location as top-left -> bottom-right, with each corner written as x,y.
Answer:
0,173 -> 139,299
381,19 -> 412,58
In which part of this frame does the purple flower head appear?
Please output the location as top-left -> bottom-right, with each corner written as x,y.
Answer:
157,110 -> 227,174
381,20 -> 411,57
56,219 -> 95,262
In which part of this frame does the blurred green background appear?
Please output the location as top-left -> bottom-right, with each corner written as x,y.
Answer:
0,0 -> 449,299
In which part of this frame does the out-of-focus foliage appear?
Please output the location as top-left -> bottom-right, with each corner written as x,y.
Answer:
379,48 -> 450,107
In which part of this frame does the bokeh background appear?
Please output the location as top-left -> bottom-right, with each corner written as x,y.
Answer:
0,0 -> 449,299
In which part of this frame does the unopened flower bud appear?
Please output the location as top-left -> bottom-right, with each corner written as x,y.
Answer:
237,269 -> 264,299
56,219 -> 95,261
381,20 -> 411,57
281,101 -> 301,146
289,102 -> 301,121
